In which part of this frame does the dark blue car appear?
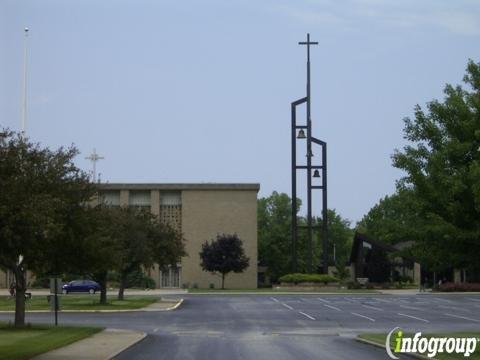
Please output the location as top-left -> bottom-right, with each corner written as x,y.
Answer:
62,280 -> 100,294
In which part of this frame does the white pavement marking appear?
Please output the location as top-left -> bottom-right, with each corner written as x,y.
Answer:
438,305 -> 468,312
282,303 -> 294,310
270,297 -> 280,303
153,328 -> 160,333
444,313 -> 480,323
397,313 -> 430,323
433,297 -> 452,303
299,311 -> 316,320
323,304 -> 342,311
373,298 -> 391,303
343,297 -> 357,303
467,298 -> 480,302
351,312 -> 375,322
362,304 -> 384,311
317,298 -> 331,304
399,304 -> 423,311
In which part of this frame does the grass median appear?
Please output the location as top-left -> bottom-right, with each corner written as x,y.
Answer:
0,295 -> 157,311
0,323 -> 102,360
359,332 -> 480,359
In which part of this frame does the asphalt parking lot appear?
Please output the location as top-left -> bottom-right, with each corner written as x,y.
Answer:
1,294 -> 479,359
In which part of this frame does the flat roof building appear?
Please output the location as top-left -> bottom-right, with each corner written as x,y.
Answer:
97,183 -> 260,289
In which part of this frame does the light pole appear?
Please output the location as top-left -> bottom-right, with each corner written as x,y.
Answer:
21,27 -> 29,134
291,33 -> 329,275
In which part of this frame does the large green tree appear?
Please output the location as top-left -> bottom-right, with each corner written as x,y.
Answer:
258,192 -> 353,281
392,60 -> 480,272
0,130 -> 94,326
316,209 -> 354,266
258,192 -> 298,281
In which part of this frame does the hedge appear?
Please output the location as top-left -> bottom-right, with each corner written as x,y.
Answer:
278,273 -> 339,285
438,282 -> 480,292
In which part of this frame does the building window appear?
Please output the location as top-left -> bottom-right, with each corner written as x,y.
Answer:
101,191 -> 120,207
159,191 -> 181,231
129,190 -> 151,211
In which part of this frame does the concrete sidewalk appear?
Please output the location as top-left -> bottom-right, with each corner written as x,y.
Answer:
32,328 -> 146,360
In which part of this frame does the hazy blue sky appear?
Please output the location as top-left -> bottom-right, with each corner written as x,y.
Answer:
1,0 -> 480,223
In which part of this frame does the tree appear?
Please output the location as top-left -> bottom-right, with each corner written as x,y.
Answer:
0,130 -> 94,326
72,205 -> 121,305
258,192 -> 297,281
315,209 -> 354,266
258,192 -> 353,280
199,234 -> 249,289
108,207 -> 152,301
356,189 -> 454,273
77,206 -> 186,302
392,60 -> 480,273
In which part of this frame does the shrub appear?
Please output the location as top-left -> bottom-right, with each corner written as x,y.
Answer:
278,273 -> 339,285
398,275 -> 413,284
126,270 -> 156,289
30,276 -> 49,288
438,282 -> 480,292
346,281 -> 361,289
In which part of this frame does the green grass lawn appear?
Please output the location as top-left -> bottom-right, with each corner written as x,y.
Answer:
359,332 -> 480,359
0,323 -> 102,360
0,295 -> 157,311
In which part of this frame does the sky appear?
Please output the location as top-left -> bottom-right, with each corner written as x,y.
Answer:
1,0 -> 480,224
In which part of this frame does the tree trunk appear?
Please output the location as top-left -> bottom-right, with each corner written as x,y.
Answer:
14,266 -> 27,327
98,272 -> 108,305
118,273 -> 127,301
221,273 -> 225,290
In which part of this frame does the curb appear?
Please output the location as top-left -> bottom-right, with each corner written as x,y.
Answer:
356,337 -> 431,360
163,298 -> 183,311
106,329 -> 147,360
0,298 -> 184,314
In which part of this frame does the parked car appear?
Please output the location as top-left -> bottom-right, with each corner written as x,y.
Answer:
62,280 -> 100,294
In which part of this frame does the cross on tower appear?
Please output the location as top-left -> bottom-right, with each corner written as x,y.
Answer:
299,33 -> 318,64
85,148 -> 104,183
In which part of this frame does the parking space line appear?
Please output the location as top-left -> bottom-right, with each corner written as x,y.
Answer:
397,313 -> 430,323
282,303 -> 294,310
467,298 -> 480,302
444,313 -> 480,323
438,305 -> 469,312
323,304 -> 342,311
317,298 -> 331,304
270,297 -> 280,303
343,297 -> 356,303
433,297 -> 452,303
362,304 -> 384,311
299,311 -> 316,320
400,304 -> 423,311
351,312 -> 375,322
373,298 -> 391,303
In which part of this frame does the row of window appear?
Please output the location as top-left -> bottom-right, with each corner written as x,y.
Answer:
101,190 -> 181,207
